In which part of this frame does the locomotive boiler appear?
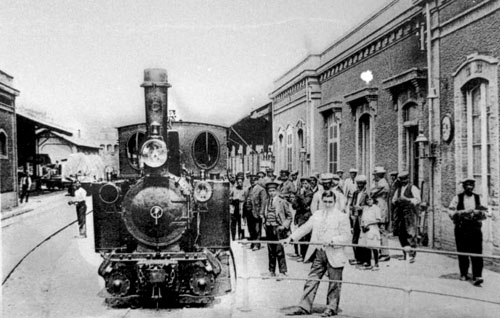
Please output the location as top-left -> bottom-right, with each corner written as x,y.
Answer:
90,68 -> 232,306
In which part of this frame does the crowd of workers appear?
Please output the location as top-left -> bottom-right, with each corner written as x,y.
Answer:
229,167 -> 492,316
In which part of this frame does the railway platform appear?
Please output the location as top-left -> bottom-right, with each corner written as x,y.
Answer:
231,237 -> 500,318
1,190 -> 68,221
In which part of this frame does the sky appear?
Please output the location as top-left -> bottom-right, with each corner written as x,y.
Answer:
1,0 -> 388,136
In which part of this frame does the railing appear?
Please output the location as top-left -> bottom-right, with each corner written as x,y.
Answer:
235,240 -> 500,317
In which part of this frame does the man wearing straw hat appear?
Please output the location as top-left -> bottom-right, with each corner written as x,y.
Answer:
370,166 -> 391,262
448,177 -> 492,286
310,173 -> 335,213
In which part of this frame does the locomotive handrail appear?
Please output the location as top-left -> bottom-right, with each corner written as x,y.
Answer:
235,239 -> 500,317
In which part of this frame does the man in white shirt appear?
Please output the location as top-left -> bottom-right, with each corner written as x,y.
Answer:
230,176 -> 246,240
283,190 -> 351,317
448,177 -> 491,286
392,171 -> 421,263
69,181 -> 88,238
370,167 -> 390,262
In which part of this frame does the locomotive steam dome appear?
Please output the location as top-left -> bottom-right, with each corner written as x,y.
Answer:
121,178 -> 186,247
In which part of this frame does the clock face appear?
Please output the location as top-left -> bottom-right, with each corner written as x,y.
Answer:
441,115 -> 453,143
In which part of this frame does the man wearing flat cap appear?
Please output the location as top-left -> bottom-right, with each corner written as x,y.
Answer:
264,181 -> 292,278
370,167 -> 391,262
243,174 -> 268,250
293,177 -> 313,260
308,175 -> 320,195
256,171 -> 267,187
279,169 -> 296,200
448,177 -> 491,286
392,171 -> 421,263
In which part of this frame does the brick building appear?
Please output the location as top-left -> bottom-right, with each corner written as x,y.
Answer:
270,0 -> 500,254
0,70 -> 20,211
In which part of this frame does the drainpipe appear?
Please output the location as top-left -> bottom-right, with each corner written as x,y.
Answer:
308,79 -> 315,173
425,0 -> 437,248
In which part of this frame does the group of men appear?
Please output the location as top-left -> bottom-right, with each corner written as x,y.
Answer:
229,166 -> 427,317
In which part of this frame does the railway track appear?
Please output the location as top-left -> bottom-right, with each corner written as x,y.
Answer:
2,210 -> 93,285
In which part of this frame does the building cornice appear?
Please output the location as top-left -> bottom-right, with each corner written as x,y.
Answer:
382,67 -> 427,94
0,82 -> 20,96
344,87 -> 379,105
317,100 -> 343,114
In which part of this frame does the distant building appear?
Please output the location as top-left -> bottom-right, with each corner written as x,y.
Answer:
17,107 -> 73,178
94,127 -> 119,178
37,128 -> 101,161
227,103 -> 273,176
0,70 -> 20,211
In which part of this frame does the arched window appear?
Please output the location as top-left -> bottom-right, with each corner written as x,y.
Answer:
0,130 -> 7,158
358,113 -> 372,177
192,131 -> 220,169
278,133 -> 284,169
113,144 -> 118,153
462,78 -> 491,196
99,144 -> 105,156
107,144 -> 112,152
286,128 -> 293,172
402,102 -> 419,185
453,54 -> 499,202
327,114 -> 339,173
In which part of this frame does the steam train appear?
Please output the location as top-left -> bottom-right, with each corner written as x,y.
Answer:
90,69 -> 232,306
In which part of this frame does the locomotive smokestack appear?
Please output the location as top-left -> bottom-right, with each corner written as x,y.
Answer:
141,68 -> 171,141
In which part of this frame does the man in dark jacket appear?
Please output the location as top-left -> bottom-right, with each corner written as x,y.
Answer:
291,185 -> 312,261
349,175 -> 371,267
264,181 -> 292,278
392,171 -> 421,263
243,174 -> 267,250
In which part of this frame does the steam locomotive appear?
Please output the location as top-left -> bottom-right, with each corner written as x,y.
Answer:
90,69 -> 232,306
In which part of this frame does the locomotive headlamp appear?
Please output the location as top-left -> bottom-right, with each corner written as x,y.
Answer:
140,139 -> 168,168
150,121 -> 161,137
193,181 -> 213,202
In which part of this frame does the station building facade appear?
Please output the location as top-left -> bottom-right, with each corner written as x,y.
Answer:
270,0 -> 500,254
